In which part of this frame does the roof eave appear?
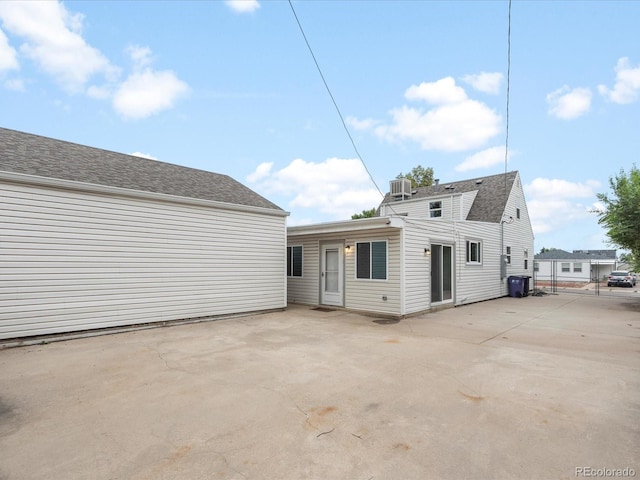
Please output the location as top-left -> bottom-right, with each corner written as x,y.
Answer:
0,171 -> 289,217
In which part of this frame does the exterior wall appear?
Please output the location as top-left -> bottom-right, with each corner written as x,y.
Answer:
402,223 -> 431,314
1,179 -> 286,339
344,229 -> 402,315
405,219 -> 506,305
287,228 -> 403,316
286,238 -> 319,305
501,173 -> 536,283
379,190 -> 478,221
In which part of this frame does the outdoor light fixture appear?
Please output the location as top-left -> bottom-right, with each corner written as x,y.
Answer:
424,247 -> 431,255
345,245 -> 351,251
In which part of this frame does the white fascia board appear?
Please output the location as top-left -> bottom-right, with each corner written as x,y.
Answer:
287,216 -> 404,236
0,171 -> 289,217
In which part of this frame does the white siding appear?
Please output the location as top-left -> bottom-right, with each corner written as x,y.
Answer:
501,173 -> 535,283
405,219 -> 505,305
402,224 -> 431,314
380,191 -> 478,221
460,191 -> 478,220
286,238 -> 319,305
1,181 -> 286,339
287,228 -> 402,316
344,229 -> 402,315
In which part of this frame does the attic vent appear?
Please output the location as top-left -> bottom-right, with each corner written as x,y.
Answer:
390,178 -> 412,200
475,179 -> 483,184
444,185 -> 454,190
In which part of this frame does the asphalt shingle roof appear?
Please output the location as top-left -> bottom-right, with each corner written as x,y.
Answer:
380,171 -> 518,223
0,127 -> 283,211
534,249 -> 616,260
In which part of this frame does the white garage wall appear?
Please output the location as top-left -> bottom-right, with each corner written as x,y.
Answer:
1,179 -> 286,339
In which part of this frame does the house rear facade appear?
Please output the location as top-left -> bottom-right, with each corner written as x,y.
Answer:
287,171 -> 534,317
0,128 -> 288,340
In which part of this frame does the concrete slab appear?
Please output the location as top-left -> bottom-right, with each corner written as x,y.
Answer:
1,293 -> 639,480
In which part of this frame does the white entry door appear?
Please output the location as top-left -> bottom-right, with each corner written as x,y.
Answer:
320,243 -> 344,306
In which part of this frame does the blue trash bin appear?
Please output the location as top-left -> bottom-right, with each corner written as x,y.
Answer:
508,276 -> 525,298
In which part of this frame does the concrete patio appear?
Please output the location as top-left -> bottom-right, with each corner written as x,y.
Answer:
1,293 -> 639,479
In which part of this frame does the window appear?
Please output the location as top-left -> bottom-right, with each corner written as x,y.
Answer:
573,263 -> 582,273
287,246 -> 303,277
506,246 -> 511,264
534,262 -> 539,272
516,208 -> 521,219
466,240 -> 482,264
429,201 -> 442,218
356,241 -> 387,280
561,263 -> 570,272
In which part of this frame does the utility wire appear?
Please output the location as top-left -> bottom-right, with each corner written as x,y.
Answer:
504,0 -> 512,198
287,0 -> 387,203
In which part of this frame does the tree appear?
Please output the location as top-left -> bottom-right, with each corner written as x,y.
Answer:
351,207 -> 377,219
396,165 -> 434,188
619,252 -> 639,272
596,165 -> 640,269
351,165 -> 435,219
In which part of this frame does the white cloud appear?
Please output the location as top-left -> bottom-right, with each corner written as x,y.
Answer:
4,77 -> 23,91
461,72 -> 503,95
4,77 -> 23,90
546,86 -> 592,119
345,116 -> 379,131
598,57 -> 640,104
524,178 -> 601,235
130,152 -> 157,160
246,162 -> 273,182
405,77 -> 467,105
127,45 -> 153,69
0,2 -> 189,118
0,1 -> 115,93
375,101 -> 501,152
373,77 -> 502,152
225,0 -> 260,13
0,28 -> 18,71
455,146 -> 510,172
247,157 -> 382,218
113,68 -> 189,119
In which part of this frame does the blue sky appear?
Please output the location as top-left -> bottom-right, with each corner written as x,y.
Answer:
1,0 -> 638,253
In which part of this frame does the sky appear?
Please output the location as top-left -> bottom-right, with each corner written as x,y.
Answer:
1,0 -> 638,254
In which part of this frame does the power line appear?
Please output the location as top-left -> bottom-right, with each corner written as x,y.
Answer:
287,0 -> 387,202
504,0 -> 512,197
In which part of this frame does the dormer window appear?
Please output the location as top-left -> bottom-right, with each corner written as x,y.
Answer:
429,201 -> 442,218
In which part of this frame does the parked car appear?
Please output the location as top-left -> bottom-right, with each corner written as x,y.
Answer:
607,271 -> 636,287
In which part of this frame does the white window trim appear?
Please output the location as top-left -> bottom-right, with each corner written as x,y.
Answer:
429,201 -> 442,218
466,239 -> 482,265
355,239 -> 388,281
287,245 -> 303,278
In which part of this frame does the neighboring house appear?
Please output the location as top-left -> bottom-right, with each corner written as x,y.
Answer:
534,249 -> 617,283
0,128 -> 288,340
287,171 -> 534,317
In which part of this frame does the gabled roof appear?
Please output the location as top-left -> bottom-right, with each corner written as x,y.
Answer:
534,249 -> 616,260
379,171 -> 519,223
0,127 -> 283,212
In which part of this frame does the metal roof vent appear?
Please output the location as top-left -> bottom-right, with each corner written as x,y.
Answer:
390,178 -> 412,200
475,179 -> 483,184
